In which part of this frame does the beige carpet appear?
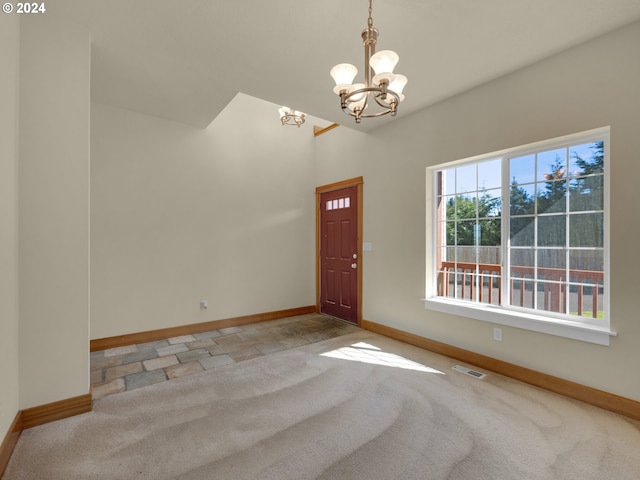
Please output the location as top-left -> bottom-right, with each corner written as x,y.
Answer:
5,329 -> 640,479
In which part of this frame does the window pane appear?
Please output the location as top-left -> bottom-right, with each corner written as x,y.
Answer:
538,249 -> 566,270
568,251 -> 604,320
478,245 -> 501,265
510,248 -> 534,272
479,188 -> 501,218
569,249 -> 603,272
510,183 -> 535,215
445,221 -> 455,245
478,270 -> 500,305
455,246 -> 476,264
456,272 -> 469,300
570,174 -> 603,212
444,196 -> 456,221
538,215 -> 566,247
537,179 -> 567,214
569,141 -> 604,176
456,164 -> 476,194
510,249 -> 535,309
537,281 -> 564,314
478,219 -> 501,246
537,148 -> 567,182
570,213 -> 603,247
510,154 -> 535,185
455,194 -> 477,220
456,220 -> 476,246
477,158 -> 501,190
441,168 -> 456,196
510,217 -> 534,246
569,284 -> 604,320
510,279 -> 534,309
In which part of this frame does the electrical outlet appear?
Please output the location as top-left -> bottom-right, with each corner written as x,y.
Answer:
200,300 -> 208,310
493,327 -> 502,342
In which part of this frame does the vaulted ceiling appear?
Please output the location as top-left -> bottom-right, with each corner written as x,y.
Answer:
54,0 -> 640,131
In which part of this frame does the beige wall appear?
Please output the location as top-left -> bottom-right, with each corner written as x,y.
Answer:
0,14 -> 20,436
90,94 -> 318,339
18,15 -> 90,408
316,21 -> 640,401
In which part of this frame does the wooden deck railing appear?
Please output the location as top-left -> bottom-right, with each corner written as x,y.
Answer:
438,262 -> 501,305
437,261 -> 603,318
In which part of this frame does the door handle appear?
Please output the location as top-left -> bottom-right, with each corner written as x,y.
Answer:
351,263 -> 357,269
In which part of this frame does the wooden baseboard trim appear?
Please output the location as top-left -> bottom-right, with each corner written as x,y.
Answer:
361,319 -> 640,421
90,305 -> 317,352
21,393 -> 93,430
1,394 -> 93,475
0,411 -> 22,478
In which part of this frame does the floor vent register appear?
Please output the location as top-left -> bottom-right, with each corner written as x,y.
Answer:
452,364 -> 487,379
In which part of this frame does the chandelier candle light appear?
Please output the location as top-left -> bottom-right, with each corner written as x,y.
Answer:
278,106 -> 306,127
330,0 -> 407,123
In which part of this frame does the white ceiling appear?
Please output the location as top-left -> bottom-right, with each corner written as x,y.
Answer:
54,0 -> 640,132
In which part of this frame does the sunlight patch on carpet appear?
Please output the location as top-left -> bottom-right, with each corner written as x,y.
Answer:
321,342 -> 445,374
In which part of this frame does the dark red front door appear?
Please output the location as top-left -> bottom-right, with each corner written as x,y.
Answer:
320,186 -> 358,323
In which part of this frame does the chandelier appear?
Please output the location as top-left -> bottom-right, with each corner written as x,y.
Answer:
278,106 -> 306,127
330,0 -> 407,123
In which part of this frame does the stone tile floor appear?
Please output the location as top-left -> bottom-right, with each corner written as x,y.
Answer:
90,313 -> 359,400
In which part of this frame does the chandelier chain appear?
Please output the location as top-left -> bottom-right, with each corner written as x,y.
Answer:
368,0 -> 373,28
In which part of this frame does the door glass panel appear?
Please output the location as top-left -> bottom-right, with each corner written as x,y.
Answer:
327,197 -> 351,210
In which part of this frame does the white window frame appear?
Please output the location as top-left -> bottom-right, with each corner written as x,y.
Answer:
424,127 -> 616,346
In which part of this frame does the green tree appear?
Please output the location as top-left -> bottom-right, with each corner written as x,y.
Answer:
509,178 -> 535,247
569,141 -> 605,250
509,177 -> 534,216
446,192 -> 501,246
573,141 -> 604,175
538,156 -> 567,214
570,141 -> 604,212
